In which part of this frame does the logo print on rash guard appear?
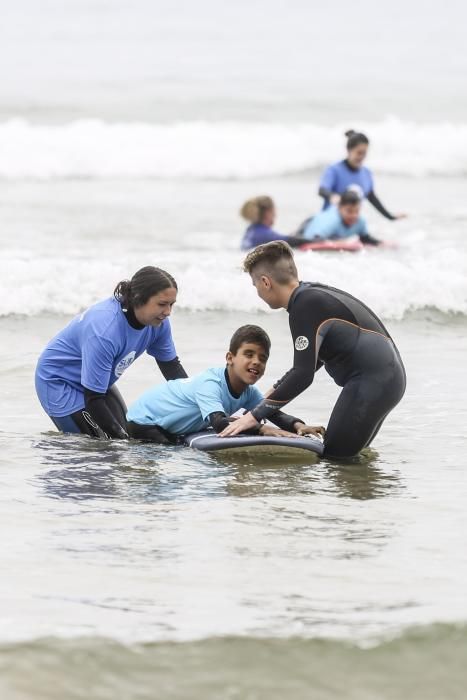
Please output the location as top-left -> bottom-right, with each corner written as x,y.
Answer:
295,336 -> 309,351
115,351 -> 136,377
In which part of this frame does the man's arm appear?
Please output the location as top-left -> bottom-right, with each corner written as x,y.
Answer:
250,293 -> 330,422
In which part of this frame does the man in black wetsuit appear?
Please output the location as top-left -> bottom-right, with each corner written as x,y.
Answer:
220,241 -> 406,458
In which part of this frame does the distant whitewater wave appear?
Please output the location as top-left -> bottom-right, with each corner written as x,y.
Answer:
0,624 -> 466,700
2,244 -> 466,320
1,117 -> 467,179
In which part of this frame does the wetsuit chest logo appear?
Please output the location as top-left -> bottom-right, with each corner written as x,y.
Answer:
115,351 -> 136,377
295,336 -> 309,351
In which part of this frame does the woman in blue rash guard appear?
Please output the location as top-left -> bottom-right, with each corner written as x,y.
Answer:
35,266 -> 187,439
318,130 -> 407,221
240,196 -> 304,251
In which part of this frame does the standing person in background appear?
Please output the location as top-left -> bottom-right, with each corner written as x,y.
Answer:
35,266 -> 187,439
318,130 -> 407,221
240,196 -> 304,250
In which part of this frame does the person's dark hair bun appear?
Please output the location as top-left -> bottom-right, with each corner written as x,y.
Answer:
345,130 -> 369,150
114,266 -> 177,310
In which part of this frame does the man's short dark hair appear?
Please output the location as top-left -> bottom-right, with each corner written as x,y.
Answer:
229,325 -> 271,357
242,241 -> 298,283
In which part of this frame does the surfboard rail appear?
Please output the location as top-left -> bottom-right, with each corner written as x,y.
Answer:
184,430 -> 324,457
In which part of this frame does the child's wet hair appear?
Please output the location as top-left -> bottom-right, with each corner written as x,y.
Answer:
229,325 -> 271,357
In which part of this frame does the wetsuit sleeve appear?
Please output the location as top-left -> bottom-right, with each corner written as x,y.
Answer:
261,229 -> 302,246
268,410 -> 304,432
359,233 -> 381,246
83,388 -> 129,439
367,191 -> 396,220
208,411 -> 230,433
250,292 -> 330,421
356,217 -> 380,245
156,356 -> 188,380
318,186 -> 332,204
285,235 -> 306,248
208,411 -> 261,435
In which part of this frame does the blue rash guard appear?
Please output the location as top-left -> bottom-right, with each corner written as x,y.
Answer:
319,160 -> 374,209
35,297 -> 177,417
241,224 -> 302,251
303,205 -> 368,240
127,367 -> 264,435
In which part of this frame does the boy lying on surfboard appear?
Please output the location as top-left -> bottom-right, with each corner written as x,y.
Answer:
126,325 -> 324,443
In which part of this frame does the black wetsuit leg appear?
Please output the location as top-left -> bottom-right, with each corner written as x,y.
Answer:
51,385 -> 128,438
323,335 -> 406,459
127,421 -> 175,445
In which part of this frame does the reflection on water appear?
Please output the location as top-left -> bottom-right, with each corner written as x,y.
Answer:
33,432 -> 403,504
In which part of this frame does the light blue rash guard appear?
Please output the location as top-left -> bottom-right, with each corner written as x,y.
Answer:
35,297 -> 177,417
319,160 -> 374,209
303,205 -> 368,240
127,367 -> 264,435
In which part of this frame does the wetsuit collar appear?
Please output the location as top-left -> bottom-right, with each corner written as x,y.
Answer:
287,281 -> 305,313
122,303 -> 145,330
344,158 -> 360,172
224,367 -> 241,399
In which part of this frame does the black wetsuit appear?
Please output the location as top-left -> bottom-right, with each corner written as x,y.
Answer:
53,305 -> 187,440
250,283 -> 406,459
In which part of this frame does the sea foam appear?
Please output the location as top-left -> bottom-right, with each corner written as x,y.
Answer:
2,243 -> 466,320
1,117 -> 467,179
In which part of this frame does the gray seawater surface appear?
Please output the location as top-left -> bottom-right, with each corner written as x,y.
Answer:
1,0 -> 467,695
1,312 -> 466,644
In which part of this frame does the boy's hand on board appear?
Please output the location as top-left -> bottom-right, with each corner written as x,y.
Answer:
219,412 -> 259,437
259,425 -> 297,438
294,423 -> 326,438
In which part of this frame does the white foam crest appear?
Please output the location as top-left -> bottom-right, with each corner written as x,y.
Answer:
2,245 -> 466,320
2,117 -> 467,179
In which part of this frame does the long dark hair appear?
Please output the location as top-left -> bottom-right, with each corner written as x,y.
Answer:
345,129 -> 369,150
114,266 -> 178,309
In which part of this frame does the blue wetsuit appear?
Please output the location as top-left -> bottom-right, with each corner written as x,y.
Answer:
241,224 -> 304,251
35,297 -> 186,438
319,160 -> 396,220
303,206 -> 368,240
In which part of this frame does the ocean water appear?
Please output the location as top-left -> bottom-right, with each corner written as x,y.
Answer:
1,1 -> 467,697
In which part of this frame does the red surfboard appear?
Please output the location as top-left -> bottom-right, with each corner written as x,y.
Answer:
299,237 -> 364,253
298,237 -> 398,253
